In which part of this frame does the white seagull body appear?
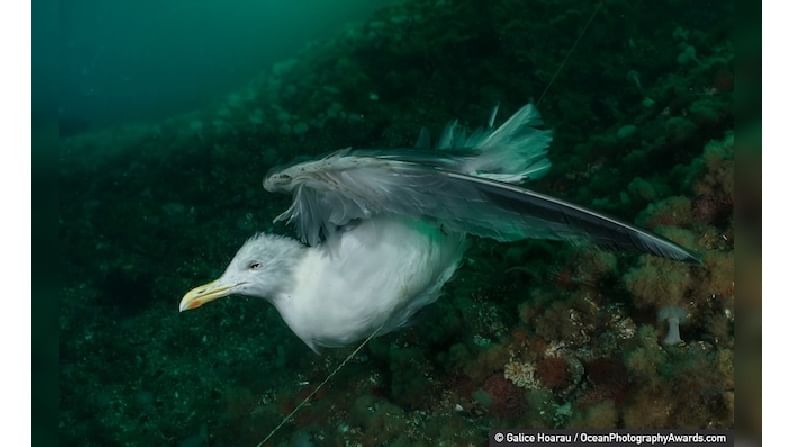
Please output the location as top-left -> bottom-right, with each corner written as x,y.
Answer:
278,217 -> 464,352
180,103 -> 697,351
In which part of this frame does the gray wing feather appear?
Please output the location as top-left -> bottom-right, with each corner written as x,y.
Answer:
264,151 -> 699,263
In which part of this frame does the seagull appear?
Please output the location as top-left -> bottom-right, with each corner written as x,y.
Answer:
179,103 -> 697,353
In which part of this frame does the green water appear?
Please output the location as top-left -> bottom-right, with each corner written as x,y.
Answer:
54,0 -> 734,445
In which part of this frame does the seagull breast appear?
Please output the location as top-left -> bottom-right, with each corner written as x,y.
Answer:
273,216 -> 466,352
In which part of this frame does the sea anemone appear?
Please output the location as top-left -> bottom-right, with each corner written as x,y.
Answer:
657,305 -> 689,346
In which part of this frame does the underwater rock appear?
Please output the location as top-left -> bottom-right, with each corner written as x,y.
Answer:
97,266 -> 155,316
570,400 -> 618,429
177,424 -> 209,447
693,133 -> 734,220
691,194 -> 725,224
623,256 -> 692,308
464,342 -> 510,383
665,116 -> 698,144
693,250 -> 735,301
292,122 -> 310,135
388,346 -> 433,407
677,45 -> 698,65
627,177 -> 658,202
624,325 -> 666,380
536,356 -> 569,390
350,394 -> 407,441
481,374 -> 526,418
503,360 -> 539,389
616,124 -> 637,140
623,390 -> 673,429
584,357 -> 629,402
637,196 -> 692,228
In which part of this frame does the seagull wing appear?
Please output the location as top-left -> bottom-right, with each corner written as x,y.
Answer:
263,150 -> 699,263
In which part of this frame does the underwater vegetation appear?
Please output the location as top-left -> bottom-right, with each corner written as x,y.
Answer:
58,0 -> 733,445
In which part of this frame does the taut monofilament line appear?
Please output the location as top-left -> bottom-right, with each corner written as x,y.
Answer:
536,2 -> 603,105
255,4 -> 604,444
256,325 -> 384,446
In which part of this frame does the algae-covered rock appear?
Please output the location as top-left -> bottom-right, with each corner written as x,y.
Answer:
351,394 -> 407,440
389,346 -> 433,407
623,256 -> 692,308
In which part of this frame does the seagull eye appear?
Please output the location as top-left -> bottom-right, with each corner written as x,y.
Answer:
247,261 -> 262,270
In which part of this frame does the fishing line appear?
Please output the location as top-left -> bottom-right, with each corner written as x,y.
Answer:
537,2 -> 603,105
256,4 -> 603,444
256,325 -> 384,446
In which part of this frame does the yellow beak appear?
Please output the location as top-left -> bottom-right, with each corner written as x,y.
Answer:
179,280 -> 232,312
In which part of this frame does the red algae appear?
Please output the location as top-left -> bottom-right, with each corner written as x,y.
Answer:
585,358 -> 629,397
536,356 -> 569,389
482,374 -> 526,418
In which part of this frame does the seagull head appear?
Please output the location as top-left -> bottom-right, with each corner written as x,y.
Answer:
179,233 -> 305,312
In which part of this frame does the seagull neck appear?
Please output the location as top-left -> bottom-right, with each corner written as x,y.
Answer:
269,241 -> 315,306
